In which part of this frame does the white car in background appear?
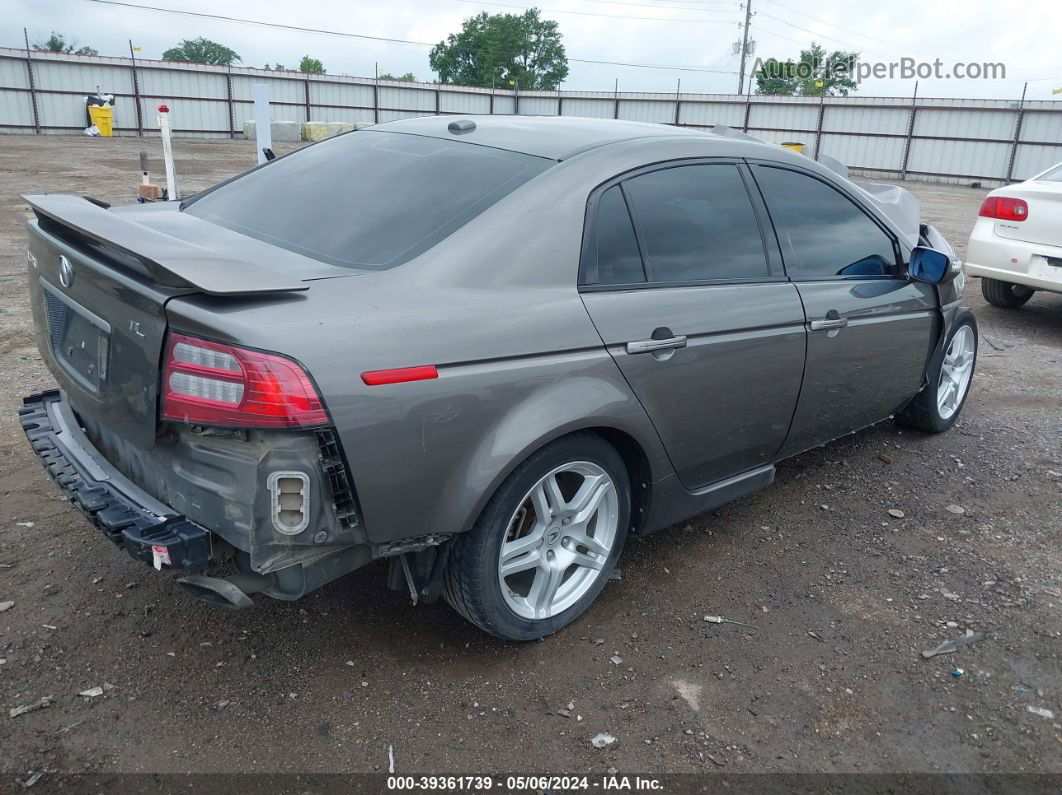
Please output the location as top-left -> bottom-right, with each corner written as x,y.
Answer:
965,161 -> 1062,308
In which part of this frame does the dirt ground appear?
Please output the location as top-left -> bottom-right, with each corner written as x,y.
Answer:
0,135 -> 1059,782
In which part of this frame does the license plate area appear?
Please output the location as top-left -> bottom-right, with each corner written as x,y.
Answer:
41,279 -> 111,393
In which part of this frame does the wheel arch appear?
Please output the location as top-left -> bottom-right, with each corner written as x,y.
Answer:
446,403 -> 670,544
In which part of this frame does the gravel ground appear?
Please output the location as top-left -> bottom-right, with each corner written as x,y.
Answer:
0,135 -> 1059,781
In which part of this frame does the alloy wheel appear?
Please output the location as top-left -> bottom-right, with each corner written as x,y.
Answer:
498,461 -> 619,621
937,325 -> 975,420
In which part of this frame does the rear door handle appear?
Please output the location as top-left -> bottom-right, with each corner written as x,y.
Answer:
809,318 -> 849,331
626,335 -> 687,354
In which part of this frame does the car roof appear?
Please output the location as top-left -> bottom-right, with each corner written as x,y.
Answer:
370,115 -> 749,161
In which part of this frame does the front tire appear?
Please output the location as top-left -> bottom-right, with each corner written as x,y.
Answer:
898,312 -> 978,433
444,433 -> 630,641
981,277 -> 1034,308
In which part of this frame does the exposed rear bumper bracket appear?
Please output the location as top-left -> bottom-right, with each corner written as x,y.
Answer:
19,390 -> 210,572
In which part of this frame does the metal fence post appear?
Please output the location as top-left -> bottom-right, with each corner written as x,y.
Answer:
373,62 -> 379,124
673,79 -> 681,126
1005,82 -> 1028,183
899,81 -> 919,180
225,67 -> 235,138
743,93 -> 752,132
557,88 -> 563,117
613,79 -> 619,120
304,77 -> 311,124
128,40 -> 144,135
514,81 -> 520,116
22,28 -> 40,134
435,86 -> 440,116
813,91 -> 826,160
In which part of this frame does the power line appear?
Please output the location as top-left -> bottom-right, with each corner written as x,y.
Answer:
760,0 -> 945,60
568,0 -> 740,12
454,0 -> 739,23
82,0 -> 740,75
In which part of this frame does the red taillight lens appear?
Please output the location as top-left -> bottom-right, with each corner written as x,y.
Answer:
978,196 -> 1029,222
161,332 -> 328,428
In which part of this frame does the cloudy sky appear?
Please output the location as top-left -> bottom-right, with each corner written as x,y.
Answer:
5,0 -> 1061,99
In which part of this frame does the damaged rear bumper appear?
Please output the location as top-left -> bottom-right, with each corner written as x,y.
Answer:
19,390 -> 211,572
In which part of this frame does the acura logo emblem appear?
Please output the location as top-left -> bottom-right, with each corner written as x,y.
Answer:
58,255 -> 74,288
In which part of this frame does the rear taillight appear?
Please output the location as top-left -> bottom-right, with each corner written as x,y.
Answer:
161,332 -> 328,428
978,196 -> 1028,222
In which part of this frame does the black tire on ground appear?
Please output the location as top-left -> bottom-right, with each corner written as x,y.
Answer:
981,277 -> 1034,308
897,311 -> 978,434
443,432 -> 630,641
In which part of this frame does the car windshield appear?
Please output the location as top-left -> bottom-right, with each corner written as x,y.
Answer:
1035,163 -> 1062,182
183,131 -> 552,270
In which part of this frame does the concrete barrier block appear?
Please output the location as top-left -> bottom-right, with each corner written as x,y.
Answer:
302,121 -> 355,141
242,120 -> 302,143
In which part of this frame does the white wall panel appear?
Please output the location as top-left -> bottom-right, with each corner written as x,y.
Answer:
1020,111 -> 1062,144
561,97 -> 614,119
819,133 -> 906,171
1012,144 -> 1062,180
679,101 -> 744,127
913,108 -> 1015,141
617,99 -> 672,123
907,138 -> 1010,178
825,106 -> 908,135
1,57 -> 30,89
438,91 -> 491,114
516,96 -> 560,115
748,102 -> 818,132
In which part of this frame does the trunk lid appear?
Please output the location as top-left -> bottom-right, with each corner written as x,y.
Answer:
23,195 -> 311,449
991,181 -> 1062,248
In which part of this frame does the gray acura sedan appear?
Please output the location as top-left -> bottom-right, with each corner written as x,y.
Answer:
20,116 -> 976,640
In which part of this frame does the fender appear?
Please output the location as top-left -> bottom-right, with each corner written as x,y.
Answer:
435,369 -> 673,540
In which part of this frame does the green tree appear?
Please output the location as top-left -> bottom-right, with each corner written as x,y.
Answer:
754,43 -> 858,97
33,31 -> 97,56
378,72 -> 417,82
299,56 -> 325,74
429,9 -> 568,90
162,37 -> 241,66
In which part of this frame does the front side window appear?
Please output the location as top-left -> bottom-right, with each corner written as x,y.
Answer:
753,166 -> 897,280
184,131 -> 552,271
623,164 -> 770,283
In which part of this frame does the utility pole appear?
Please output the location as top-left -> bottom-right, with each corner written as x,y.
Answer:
737,0 -> 753,95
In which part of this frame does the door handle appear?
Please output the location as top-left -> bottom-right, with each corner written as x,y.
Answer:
626,335 -> 687,355
809,318 -> 849,331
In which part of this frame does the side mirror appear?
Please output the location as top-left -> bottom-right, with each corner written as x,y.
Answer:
909,246 -> 958,285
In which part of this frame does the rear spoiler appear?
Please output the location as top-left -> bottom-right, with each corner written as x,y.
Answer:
22,194 -> 307,295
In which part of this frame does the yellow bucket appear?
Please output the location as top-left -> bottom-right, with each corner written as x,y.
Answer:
780,141 -> 804,154
88,104 -> 114,137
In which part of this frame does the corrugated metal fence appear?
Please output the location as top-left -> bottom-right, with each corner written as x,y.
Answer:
2,47 -> 1060,185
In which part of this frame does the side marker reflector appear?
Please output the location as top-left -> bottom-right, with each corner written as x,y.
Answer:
361,365 -> 438,386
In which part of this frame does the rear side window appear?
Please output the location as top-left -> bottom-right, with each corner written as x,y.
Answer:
623,164 -> 770,283
584,186 -> 645,286
183,131 -> 551,270
753,166 -> 897,280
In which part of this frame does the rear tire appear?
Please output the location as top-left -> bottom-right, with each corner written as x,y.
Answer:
898,312 -> 978,433
444,433 -> 630,641
981,277 -> 1034,308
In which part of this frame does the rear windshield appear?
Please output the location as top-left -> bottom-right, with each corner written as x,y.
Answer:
1035,163 -> 1062,182
183,131 -> 552,270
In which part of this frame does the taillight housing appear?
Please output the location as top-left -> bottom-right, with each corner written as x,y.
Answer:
978,196 -> 1028,222
161,332 -> 328,428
